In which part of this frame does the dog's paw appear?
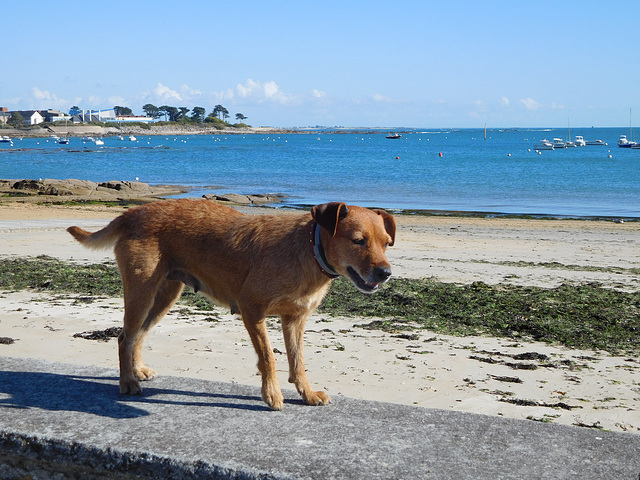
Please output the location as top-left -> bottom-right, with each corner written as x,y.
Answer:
120,379 -> 142,395
134,366 -> 157,381
262,385 -> 284,411
303,390 -> 331,406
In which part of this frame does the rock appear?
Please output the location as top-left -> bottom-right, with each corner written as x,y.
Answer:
211,193 -> 253,204
203,193 -> 284,205
12,179 -> 44,193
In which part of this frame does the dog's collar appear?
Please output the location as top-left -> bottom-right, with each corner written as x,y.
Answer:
310,221 -> 340,279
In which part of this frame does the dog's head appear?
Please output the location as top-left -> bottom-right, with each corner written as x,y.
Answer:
311,202 -> 396,294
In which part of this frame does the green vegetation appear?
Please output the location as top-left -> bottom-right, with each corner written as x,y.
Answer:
1,256 -> 638,355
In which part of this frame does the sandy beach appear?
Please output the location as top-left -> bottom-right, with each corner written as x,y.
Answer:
1,201 -> 638,433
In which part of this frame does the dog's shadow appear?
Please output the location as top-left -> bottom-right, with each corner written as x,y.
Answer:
0,369 -> 283,419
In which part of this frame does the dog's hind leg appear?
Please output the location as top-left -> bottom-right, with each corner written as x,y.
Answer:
282,313 -> 331,406
117,258 -> 183,395
130,279 -> 184,383
241,309 -> 284,410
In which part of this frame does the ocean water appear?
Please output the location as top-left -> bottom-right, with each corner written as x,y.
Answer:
1,128 -> 638,217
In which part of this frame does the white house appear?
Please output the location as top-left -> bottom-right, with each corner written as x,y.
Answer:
17,110 -> 44,125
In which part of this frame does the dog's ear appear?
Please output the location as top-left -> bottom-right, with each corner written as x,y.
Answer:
311,202 -> 349,236
373,209 -> 396,247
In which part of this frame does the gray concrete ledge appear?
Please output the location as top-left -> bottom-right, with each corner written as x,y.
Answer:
1,356 -> 639,479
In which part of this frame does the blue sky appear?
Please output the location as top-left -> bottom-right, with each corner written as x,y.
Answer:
4,1 -> 639,128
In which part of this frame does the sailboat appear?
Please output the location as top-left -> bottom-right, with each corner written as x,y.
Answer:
57,117 -> 70,144
565,120 -> 576,147
618,109 -> 638,148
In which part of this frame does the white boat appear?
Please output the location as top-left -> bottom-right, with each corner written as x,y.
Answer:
618,135 -> 638,148
585,139 -> 606,145
94,138 -> 104,146
573,135 -> 586,146
533,139 -> 554,150
129,135 -> 137,141
552,138 -> 566,149
0,136 -> 12,143
619,108 -> 638,148
57,137 -> 69,145
565,140 -> 577,147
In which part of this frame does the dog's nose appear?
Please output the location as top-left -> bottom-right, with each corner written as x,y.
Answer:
373,266 -> 392,283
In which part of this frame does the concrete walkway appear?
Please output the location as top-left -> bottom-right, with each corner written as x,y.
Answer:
1,356 -> 638,479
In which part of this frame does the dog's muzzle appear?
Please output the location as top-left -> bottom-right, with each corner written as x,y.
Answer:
347,266 -> 392,293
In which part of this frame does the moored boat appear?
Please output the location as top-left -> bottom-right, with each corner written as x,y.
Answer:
386,133 -> 401,139
552,138 -> 566,149
573,135 -> 586,146
0,135 -> 12,143
618,135 -> 638,148
533,139 -> 554,150
585,139 -> 606,145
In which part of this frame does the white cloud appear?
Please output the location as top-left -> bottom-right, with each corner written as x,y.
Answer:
312,89 -> 326,98
551,102 -> 565,110
108,95 -> 127,106
153,82 -> 182,102
180,84 -> 202,97
29,87 -> 68,109
372,93 -> 393,103
500,96 -> 510,107
88,95 -> 103,106
233,79 -> 293,105
520,97 -> 541,110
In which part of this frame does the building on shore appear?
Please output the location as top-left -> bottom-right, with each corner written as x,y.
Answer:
115,115 -> 154,124
0,107 -> 152,125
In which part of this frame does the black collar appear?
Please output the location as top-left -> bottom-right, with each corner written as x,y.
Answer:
309,221 -> 340,279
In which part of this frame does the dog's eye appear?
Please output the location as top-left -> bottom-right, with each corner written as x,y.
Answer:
352,238 -> 366,246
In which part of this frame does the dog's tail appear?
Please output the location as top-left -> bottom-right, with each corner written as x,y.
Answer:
67,217 -> 123,250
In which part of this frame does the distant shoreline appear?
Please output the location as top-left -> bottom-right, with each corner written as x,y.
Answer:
0,124 -> 410,139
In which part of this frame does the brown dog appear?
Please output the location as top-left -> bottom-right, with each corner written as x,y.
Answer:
68,199 -> 395,410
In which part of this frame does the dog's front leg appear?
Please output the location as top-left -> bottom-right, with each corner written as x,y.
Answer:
242,315 -> 284,410
282,313 -> 331,406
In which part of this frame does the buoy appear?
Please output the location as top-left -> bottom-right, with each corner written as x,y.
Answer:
396,156 -> 400,159
438,152 -> 443,157
508,153 -> 511,157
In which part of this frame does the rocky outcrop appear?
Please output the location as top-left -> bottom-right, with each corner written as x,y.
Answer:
202,193 -> 285,205
0,178 -> 186,202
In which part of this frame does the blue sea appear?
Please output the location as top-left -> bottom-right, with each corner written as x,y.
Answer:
1,128 -> 638,218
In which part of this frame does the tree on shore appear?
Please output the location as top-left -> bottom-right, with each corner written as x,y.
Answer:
212,104 -> 229,120
235,113 -> 247,122
142,104 -> 161,119
69,106 -> 81,117
8,112 -> 24,126
191,106 -> 205,123
114,106 -> 133,116
178,107 -> 190,121
167,106 -> 180,122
